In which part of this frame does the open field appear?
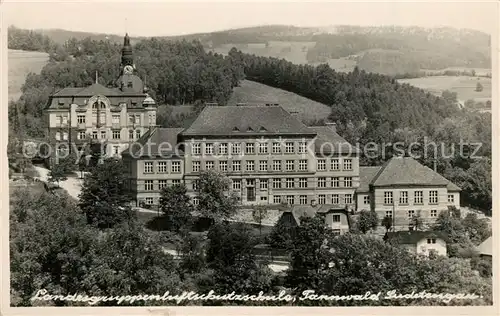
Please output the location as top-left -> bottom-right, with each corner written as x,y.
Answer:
209,41 -> 315,65
228,79 -> 331,122
8,49 -> 49,101
397,76 -> 492,103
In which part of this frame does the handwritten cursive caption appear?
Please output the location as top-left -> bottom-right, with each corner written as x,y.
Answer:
31,289 -> 482,305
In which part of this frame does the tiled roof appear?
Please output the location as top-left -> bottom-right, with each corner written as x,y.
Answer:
181,105 -> 315,136
477,236 -> 492,256
357,166 -> 382,192
386,230 -> 449,244
371,157 -> 460,190
309,126 -> 359,155
53,87 -> 84,96
123,127 -> 185,157
75,83 -> 123,96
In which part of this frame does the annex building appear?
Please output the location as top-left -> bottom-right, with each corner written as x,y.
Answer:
122,104 -> 462,230
122,104 -> 360,208
44,34 -> 158,157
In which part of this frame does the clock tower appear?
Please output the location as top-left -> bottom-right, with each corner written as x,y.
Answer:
116,33 -> 144,93
120,33 -> 135,74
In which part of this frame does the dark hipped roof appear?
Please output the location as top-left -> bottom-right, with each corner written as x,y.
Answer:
386,231 -> 449,244
309,126 -> 359,155
357,166 -> 382,193
53,83 -> 123,97
122,127 -> 185,157
181,105 -> 315,136
370,156 -> 461,191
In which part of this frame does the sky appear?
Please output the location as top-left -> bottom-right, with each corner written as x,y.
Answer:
3,1 -> 498,36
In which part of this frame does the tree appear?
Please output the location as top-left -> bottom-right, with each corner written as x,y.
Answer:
356,209 -> 379,234
79,158 -> 134,228
252,205 -> 268,239
158,184 -> 193,232
286,214 -> 330,292
475,81 -> 483,92
319,234 -> 492,306
460,213 -> 490,245
410,210 -> 424,231
433,209 -> 477,258
197,170 -> 239,224
48,163 -> 67,187
177,232 -> 206,275
206,222 -> 272,295
82,221 -> 182,305
10,189 -> 96,306
268,220 -> 295,250
381,215 -> 392,232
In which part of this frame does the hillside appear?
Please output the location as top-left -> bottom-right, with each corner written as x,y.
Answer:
227,80 -> 331,122
8,49 -> 49,101
397,76 -> 492,105
10,24 -> 491,76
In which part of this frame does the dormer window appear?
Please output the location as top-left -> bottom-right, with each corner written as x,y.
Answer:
232,127 -> 239,132
127,81 -> 133,88
259,126 -> 267,132
58,100 -> 64,105
247,127 -> 254,132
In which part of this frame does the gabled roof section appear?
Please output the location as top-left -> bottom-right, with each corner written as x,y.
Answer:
370,156 -> 460,189
309,126 -> 359,155
386,230 -> 449,244
357,166 -> 382,192
122,127 -> 185,157
181,106 -> 315,136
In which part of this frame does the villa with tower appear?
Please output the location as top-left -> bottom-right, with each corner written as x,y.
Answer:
44,33 -> 158,157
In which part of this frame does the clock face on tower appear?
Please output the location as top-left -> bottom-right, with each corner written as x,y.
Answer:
123,65 -> 134,75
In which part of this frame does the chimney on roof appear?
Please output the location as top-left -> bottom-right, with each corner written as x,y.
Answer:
325,121 -> 337,132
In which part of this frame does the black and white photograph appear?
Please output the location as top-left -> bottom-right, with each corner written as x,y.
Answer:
1,0 -> 497,313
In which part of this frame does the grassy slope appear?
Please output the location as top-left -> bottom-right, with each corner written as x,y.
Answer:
8,49 -> 49,101
228,79 -> 331,122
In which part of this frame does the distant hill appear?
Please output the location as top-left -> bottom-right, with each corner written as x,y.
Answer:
10,24 -> 492,76
227,80 -> 331,122
35,28 -> 142,45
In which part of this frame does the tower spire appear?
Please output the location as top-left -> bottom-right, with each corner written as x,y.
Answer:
95,70 -> 98,84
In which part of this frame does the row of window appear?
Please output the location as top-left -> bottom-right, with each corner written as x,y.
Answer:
61,113 -> 155,126
190,159 -> 310,173
228,177 -> 353,190
75,129 -> 143,140
144,179 -> 182,191
383,209 -> 440,219
383,191 -> 453,205
144,161 -> 181,174
317,159 -> 352,171
189,159 -> 353,173
191,141 -> 309,156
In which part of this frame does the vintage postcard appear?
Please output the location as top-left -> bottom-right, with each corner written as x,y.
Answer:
1,0 -> 498,315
